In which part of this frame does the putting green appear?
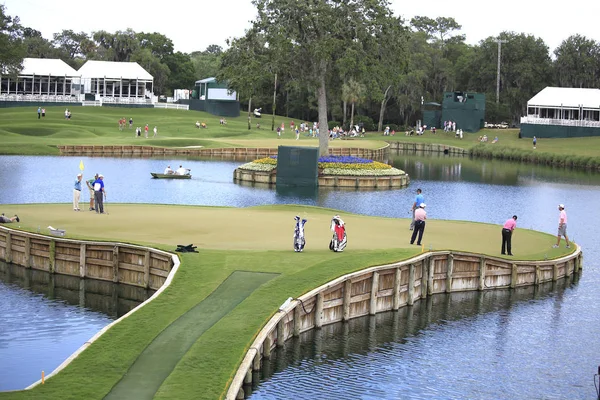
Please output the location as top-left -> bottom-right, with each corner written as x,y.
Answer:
104,270 -> 278,400
3,203 -> 565,260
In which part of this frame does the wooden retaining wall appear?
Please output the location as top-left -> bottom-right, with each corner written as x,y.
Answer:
232,168 -> 410,188
0,226 -> 174,290
388,142 -> 467,155
226,248 -> 583,399
57,145 -> 389,160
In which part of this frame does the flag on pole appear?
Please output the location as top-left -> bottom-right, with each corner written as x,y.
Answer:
79,160 -> 84,172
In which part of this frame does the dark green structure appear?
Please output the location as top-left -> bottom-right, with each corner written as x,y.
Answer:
180,77 -> 240,117
520,124 -> 600,138
276,146 -> 319,187
441,92 -> 485,133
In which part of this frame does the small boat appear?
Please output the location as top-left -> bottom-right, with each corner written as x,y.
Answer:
151,173 -> 192,179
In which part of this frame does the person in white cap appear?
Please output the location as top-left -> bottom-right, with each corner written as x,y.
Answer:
553,204 -> 570,249
410,203 -> 427,246
93,174 -> 106,214
73,173 -> 83,211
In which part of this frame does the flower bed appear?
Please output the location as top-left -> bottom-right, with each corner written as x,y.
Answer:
237,155 -> 405,176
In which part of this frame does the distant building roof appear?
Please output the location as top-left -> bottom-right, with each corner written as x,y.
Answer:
195,77 -> 216,84
20,58 -> 78,76
528,87 -> 600,109
78,60 -> 153,80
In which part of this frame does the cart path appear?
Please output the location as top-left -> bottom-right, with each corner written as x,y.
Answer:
104,270 -> 278,400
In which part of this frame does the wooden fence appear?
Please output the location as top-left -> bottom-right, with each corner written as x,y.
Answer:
0,226 -> 174,290
226,248 -> 583,399
388,142 -> 467,155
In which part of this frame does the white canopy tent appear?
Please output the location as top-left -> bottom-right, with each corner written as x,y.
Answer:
0,58 -> 79,97
526,87 -> 600,121
77,60 -> 153,101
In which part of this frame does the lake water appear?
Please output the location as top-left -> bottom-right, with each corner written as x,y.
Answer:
0,153 -> 599,397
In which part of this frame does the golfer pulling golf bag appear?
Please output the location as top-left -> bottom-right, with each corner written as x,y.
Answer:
329,215 -> 347,252
293,216 -> 307,252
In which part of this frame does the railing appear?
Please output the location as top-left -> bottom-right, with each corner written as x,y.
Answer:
520,116 -> 600,128
154,103 -> 190,110
0,94 -> 80,103
81,100 -> 102,107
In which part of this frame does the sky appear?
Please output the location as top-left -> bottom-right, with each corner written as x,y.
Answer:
4,0 -> 600,55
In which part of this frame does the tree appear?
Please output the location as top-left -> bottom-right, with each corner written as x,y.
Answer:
251,0 -> 395,155
342,79 -> 366,130
164,51 -> 196,91
131,48 -> 170,95
410,16 -> 465,49
22,27 -> 63,59
138,32 -> 174,61
203,44 -> 223,55
52,29 -> 90,59
553,35 -> 600,88
92,29 -> 139,62
0,5 -> 25,77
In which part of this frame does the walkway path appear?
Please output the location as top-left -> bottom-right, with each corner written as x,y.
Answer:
104,270 -> 278,400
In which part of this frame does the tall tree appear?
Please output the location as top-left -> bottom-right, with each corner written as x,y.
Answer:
0,5 -> 25,76
138,32 -> 174,61
553,35 -> 600,88
52,29 -> 90,59
131,48 -> 170,94
22,27 -> 62,59
252,0 -> 395,155
164,51 -> 196,91
92,29 -> 139,62
342,79 -> 366,130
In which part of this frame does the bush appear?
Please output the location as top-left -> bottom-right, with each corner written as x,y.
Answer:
385,123 -> 400,132
353,115 -> 376,131
328,120 -> 341,130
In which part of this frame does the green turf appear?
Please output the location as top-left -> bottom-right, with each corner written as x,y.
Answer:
105,270 -> 278,400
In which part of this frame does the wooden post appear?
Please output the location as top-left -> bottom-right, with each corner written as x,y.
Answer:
369,272 -> 379,315
79,243 -> 86,278
244,367 -> 252,384
24,236 -> 31,269
566,259 -> 572,277
236,388 -> 245,400
407,264 -> 415,306
427,257 -> 435,295
553,263 -> 559,281
252,351 -> 261,371
445,253 -> 453,293
392,267 -> 401,310
478,257 -> 486,291
49,240 -> 55,273
263,336 -> 272,360
5,232 -> 11,264
421,260 -> 428,298
293,305 -> 301,337
113,246 -> 120,283
535,265 -> 541,285
343,279 -> 352,320
510,264 -> 518,288
276,319 -> 285,347
315,293 -> 323,328
143,250 -> 150,288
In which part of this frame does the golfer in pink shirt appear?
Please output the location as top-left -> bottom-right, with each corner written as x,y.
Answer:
501,215 -> 517,256
553,204 -> 570,248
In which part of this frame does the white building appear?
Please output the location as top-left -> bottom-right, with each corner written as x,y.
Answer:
520,87 -> 600,138
77,60 -> 154,103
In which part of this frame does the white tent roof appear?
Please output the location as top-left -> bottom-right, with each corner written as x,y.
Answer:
528,87 -> 600,109
195,77 -> 216,84
20,58 -> 78,76
78,60 -> 153,80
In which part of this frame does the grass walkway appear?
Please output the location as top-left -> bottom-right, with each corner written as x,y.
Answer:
0,205 -> 574,400
105,271 -> 278,400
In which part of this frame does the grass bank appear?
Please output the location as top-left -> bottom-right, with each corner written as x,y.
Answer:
0,204 -> 572,400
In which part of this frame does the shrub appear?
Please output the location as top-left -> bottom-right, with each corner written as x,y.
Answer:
353,115 -> 376,131
328,121 -> 341,130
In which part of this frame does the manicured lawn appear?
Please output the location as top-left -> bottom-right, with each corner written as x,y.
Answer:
0,204 -> 572,400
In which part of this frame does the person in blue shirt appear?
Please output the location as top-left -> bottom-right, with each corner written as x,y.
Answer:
73,173 -> 82,211
410,188 -> 424,230
93,174 -> 106,214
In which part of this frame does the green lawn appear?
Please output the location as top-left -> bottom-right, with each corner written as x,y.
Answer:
0,204 -> 572,400
2,106 -> 600,160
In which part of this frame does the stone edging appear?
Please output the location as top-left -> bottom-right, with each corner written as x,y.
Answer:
225,247 -> 582,399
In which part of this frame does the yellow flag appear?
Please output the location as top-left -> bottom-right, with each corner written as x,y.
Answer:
79,160 -> 84,171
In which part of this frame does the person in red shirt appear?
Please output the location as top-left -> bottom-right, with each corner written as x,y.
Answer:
501,215 -> 518,256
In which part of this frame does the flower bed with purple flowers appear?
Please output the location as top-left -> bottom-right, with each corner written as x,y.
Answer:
238,155 -> 405,176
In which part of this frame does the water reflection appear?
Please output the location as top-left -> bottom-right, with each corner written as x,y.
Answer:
0,261 -> 153,390
248,276 -> 581,400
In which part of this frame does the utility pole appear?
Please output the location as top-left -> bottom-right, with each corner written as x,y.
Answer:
496,38 -> 508,104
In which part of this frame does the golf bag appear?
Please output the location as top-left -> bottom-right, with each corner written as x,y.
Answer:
294,216 -> 307,252
329,215 -> 347,252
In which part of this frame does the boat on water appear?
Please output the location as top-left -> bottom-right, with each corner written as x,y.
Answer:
151,173 -> 192,179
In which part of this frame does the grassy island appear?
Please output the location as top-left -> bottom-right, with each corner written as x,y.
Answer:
0,203 -> 574,400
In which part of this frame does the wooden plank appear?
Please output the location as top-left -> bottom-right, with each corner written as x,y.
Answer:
315,293 -> 323,328
553,263 -> 559,282
407,264 -> 415,305
54,253 -> 80,263
276,319 -> 285,347
143,250 -> 150,288
24,236 -> 31,268
369,272 -> 379,315
323,298 -> 343,308
293,305 -> 301,337
342,279 -> 352,321
5,231 -> 11,263
427,257 -> 434,295
113,246 -> 119,283
85,258 -> 113,267
510,264 -> 518,288
392,267 -> 401,310
149,268 -> 170,278
117,262 -> 145,272
446,253 -> 454,293
352,293 -> 371,302
478,257 -> 486,291
79,243 -> 86,278
421,260 -> 428,298
49,240 -> 55,273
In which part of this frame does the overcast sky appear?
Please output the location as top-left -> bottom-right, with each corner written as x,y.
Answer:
5,0 -> 600,55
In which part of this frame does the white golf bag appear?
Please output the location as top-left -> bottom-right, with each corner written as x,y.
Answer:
294,216 -> 307,252
329,215 -> 347,252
